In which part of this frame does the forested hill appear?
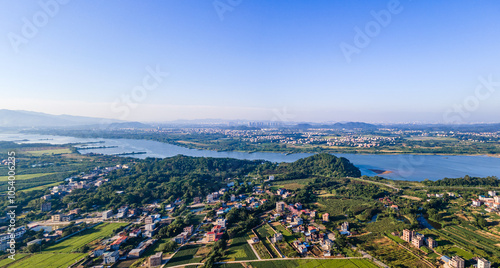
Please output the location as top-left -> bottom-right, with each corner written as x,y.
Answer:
64,155 -> 271,210
62,154 -> 360,210
277,153 -> 361,178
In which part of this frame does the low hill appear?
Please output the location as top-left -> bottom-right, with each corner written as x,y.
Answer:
278,153 -> 361,178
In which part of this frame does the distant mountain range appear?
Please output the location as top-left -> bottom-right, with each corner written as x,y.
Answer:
0,109 -> 144,128
1,109 -> 498,131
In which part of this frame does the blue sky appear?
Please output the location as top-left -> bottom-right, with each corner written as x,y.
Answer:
1,0 -> 499,123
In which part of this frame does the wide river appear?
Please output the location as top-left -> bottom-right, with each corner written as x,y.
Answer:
1,133 -> 500,181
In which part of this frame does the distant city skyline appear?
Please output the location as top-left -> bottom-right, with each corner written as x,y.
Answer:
1,1 -> 500,123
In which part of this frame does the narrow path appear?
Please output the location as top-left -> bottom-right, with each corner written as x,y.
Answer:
247,240 -> 261,260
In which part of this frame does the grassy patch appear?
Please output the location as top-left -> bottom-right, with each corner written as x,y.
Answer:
445,246 -> 474,259
224,235 -> 258,261
0,254 -> 29,266
318,198 -> 376,218
7,253 -> 86,268
44,222 -> 128,253
25,148 -> 73,156
0,172 -> 57,182
248,258 -> 379,268
357,235 -> 432,268
165,244 -> 204,267
365,216 -> 407,234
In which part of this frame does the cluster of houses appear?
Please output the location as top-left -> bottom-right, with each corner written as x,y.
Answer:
440,255 -> 491,268
173,225 -> 195,244
49,165 -> 128,197
273,201 -> 340,256
204,218 -> 226,243
471,191 -> 500,213
92,213 -> 173,266
0,226 -> 26,252
400,230 -> 492,268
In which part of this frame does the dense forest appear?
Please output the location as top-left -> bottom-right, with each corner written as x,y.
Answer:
422,175 -> 499,187
275,153 -> 361,179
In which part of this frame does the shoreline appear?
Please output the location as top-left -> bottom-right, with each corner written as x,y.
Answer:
2,132 -> 500,158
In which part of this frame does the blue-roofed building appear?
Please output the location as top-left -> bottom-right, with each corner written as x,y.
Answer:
441,255 -> 451,263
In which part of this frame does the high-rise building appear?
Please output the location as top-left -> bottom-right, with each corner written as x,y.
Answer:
477,257 -> 491,268
449,256 -> 465,268
41,202 -> 51,212
276,201 -> 286,213
426,237 -> 437,249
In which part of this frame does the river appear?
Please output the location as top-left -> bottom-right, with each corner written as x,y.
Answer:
1,133 -> 500,181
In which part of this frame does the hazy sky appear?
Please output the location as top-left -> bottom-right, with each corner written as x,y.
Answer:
1,0 -> 499,123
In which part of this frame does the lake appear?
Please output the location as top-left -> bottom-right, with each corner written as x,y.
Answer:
1,133 -> 500,181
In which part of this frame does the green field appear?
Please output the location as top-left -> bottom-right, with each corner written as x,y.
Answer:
385,233 -> 406,243
165,244 -> 204,267
4,223 -> 128,267
0,254 -> 29,267
225,235 -> 258,261
273,224 -> 296,243
248,258 -> 379,268
45,222 -> 128,253
445,247 -> 475,260
318,198 -> 376,217
356,235 -> 431,268
0,172 -> 57,182
26,148 -> 73,156
7,253 -> 86,268
365,216 -> 407,234
253,242 -> 272,259
20,181 -> 63,192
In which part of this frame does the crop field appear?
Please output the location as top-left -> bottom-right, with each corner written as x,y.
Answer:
7,253 -> 86,268
445,247 -> 474,259
44,222 -> 128,253
248,258 -> 379,268
275,241 -> 297,257
20,181 -> 63,192
318,198 -> 376,217
0,172 -> 57,181
432,225 -> 500,262
385,233 -> 406,243
24,148 -> 73,156
357,235 -> 432,268
256,224 -> 276,237
165,244 -> 204,267
224,235 -> 258,261
270,178 -> 315,190
0,254 -> 29,267
365,217 -> 407,234
254,242 -> 272,259
0,171 -> 76,193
